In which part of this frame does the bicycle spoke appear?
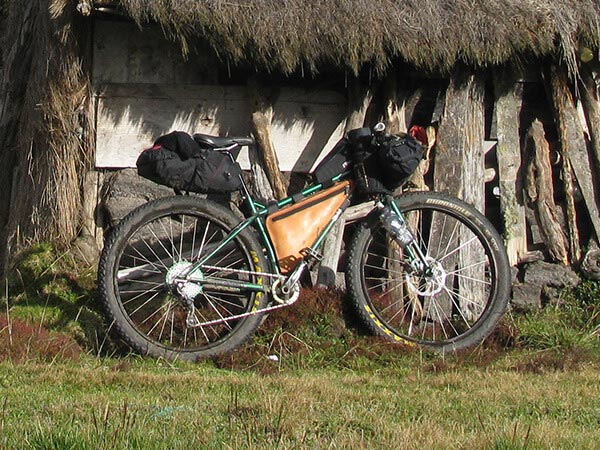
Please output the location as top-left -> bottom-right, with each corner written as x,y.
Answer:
348,192 -> 509,351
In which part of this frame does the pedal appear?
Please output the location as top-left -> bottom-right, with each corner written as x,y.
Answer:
300,247 -> 322,263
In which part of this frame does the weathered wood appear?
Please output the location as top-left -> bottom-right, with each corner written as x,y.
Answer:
93,21 -> 218,85
434,69 -> 485,208
433,68 -> 486,317
493,70 -> 527,265
383,73 -> 407,135
579,64 -> 600,190
248,145 -> 276,202
95,83 -> 346,171
524,120 -> 569,265
316,80 -> 373,287
342,201 -> 376,222
548,65 -> 594,262
249,95 -> 288,200
81,171 -> 104,249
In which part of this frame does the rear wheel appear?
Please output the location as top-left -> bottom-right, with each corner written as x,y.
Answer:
98,196 -> 269,361
346,191 -> 510,353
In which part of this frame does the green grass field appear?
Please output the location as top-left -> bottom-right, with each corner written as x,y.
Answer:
2,354 -> 600,449
2,244 -> 600,449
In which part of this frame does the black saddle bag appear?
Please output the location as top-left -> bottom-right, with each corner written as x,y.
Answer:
136,131 -> 243,193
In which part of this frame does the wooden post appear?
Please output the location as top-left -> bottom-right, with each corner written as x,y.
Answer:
547,65 -> 594,263
579,63 -> 600,267
434,68 -> 486,207
248,145 -> 276,202
579,63 -> 600,173
432,67 -> 486,318
248,78 -> 287,200
493,69 -> 527,265
316,79 -> 373,287
383,72 -> 407,135
524,120 -> 569,264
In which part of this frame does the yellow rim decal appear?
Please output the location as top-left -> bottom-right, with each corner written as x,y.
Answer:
250,251 -> 263,312
363,305 -> 417,347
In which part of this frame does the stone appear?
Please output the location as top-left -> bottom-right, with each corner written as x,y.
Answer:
522,260 -> 579,289
511,282 -> 543,310
102,169 -> 174,225
581,239 -> 600,280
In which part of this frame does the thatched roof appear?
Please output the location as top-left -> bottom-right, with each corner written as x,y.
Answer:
103,0 -> 600,75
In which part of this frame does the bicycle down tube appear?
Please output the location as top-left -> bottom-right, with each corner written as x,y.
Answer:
179,173 -> 352,299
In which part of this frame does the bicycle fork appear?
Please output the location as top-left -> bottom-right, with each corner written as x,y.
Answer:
377,199 -> 432,275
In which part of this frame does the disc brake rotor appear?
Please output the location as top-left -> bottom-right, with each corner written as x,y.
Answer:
405,257 -> 447,296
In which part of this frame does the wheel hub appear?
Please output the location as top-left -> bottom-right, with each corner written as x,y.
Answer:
405,257 -> 447,296
166,261 -> 203,299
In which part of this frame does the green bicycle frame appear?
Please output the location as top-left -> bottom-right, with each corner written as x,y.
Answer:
184,170 -> 351,293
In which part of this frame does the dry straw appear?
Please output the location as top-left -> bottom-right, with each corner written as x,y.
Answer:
117,0 -> 600,75
0,0 -> 93,264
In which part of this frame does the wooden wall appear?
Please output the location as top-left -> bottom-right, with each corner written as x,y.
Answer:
92,18 -> 600,270
94,20 -> 347,172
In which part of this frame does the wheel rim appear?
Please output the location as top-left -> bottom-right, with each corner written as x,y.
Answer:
113,210 -> 259,353
361,205 -> 496,346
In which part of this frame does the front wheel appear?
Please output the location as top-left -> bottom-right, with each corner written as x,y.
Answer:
346,191 -> 511,353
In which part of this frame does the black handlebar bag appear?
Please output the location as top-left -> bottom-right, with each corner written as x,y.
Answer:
136,131 -> 243,193
354,133 -> 425,194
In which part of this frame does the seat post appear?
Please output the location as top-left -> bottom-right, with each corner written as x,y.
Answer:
225,147 -> 257,214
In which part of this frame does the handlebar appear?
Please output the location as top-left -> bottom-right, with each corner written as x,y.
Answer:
346,123 -> 389,160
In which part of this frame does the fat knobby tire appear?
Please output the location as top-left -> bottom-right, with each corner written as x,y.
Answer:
346,191 -> 511,353
98,196 -> 269,361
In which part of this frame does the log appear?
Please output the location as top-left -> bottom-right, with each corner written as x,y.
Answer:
493,69 -> 527,265
524,120 -> 569,265
383,72 -> 407,135
342,201 -> 376,222
248,78 -> 287,200
548,65 -> 593,263
433,67 -> 486,317
248,144 -> 276,202
316,79 -> 373,287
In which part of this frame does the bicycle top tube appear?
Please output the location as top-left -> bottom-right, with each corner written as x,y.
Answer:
191,171 -> 354,279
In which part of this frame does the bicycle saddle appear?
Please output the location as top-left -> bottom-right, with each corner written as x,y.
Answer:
193,133 -> 254,148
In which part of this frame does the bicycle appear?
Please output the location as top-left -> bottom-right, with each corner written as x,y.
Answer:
97,123 -> 511,361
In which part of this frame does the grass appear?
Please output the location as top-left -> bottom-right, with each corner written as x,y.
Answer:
1,357 -> 600,448
1,244 -> 600,448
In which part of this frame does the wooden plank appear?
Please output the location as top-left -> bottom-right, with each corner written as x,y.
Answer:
523,120 -> 568,264
433,68 -> 486,317
93,20 -> 218,85
548,65 -> 597,262
493,70 -> 527,265
434,69 -> 486,208
95,83 -> 346,171
316,80 -> 373,287
579,64 -> 600,198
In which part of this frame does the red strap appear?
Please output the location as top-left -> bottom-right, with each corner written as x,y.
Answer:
409,125 -> 428,147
